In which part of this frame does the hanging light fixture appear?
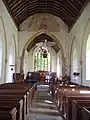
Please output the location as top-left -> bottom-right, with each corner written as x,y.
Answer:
36,39 -> 56,58
43,49 -> 48,58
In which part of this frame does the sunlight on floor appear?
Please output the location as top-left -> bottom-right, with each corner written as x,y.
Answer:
45,100 -> 53,104
28,83 -> 63,120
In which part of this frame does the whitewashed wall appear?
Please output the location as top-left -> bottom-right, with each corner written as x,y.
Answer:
18,15 -> 68,76
57,50 -> 62,78
28,48 -> 34,72
68,2 -> 90,85
50,48 -> 57,72
0,1 -> 18,84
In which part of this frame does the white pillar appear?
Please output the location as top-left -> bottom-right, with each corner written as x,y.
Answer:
15,57 -> 21,73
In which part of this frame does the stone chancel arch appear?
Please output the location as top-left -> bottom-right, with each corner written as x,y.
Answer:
21,30 -> 65,74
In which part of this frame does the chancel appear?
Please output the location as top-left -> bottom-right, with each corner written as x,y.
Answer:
0,0 -> 90,120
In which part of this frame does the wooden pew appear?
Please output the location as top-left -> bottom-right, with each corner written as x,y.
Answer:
57,85 -> 90,120
82,107 -> 90,120
0,91 -> 27,119
55,84 -> 81,106
0,83 -> 33,114
72,100 -> 90,120
0,107 -> 17,120
0,100 -> 23,120
0,83 -> 36,120
0,93 -> 26,120
0,85 -> 26,120
0,83 -> 36,108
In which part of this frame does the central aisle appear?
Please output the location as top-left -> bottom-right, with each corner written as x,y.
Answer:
28,84 -> 63,120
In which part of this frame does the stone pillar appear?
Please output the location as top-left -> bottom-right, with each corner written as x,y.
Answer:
15,57 -> 21,73
20,56 -> 24,73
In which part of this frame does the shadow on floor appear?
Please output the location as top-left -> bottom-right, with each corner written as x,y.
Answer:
28,84 -> 63,120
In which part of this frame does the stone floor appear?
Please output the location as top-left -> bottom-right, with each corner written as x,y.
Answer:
28,84 -> 63,120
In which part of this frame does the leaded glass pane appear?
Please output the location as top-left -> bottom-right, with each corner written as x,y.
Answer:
34,48 -> 51,71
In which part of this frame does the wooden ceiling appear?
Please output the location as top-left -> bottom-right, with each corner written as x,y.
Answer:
2,0 -> 89,30
27,33 -> 60,52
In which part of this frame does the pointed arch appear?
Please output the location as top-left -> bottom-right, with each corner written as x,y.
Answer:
22,30 -> 64,57
21,29 -> 65,74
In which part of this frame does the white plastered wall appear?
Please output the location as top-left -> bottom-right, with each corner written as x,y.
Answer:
1,0 -> 90,85
57,50 -> 62,79
0,1 -> 18,83
18,16 -> 68,76
50,48 -> 57,72
70,37 -> 81,84
68,1 -> 90,85
27,48 -> 34,72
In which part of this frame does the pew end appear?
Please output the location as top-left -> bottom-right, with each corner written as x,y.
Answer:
82,107 -> 90,120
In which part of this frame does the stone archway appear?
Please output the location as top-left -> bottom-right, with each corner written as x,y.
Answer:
21,30 -> 65,76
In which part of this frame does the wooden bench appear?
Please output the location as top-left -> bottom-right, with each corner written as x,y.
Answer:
0,92 -> 27,119
57,84 -> 90,120
72,100 -> 90,120
0,99 -> 23,120
82,107 -> 90,120
0,84 -> 32,114
0,107 -> 17,120
0,83 -> 36,120
0,92 -> 26,120
0,83 -> 36,108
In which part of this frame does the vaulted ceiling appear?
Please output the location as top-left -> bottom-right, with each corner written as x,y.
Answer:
2,0 -> 89,30
26,33 -> 60,52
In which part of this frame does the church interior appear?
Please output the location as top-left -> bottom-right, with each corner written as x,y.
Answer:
0,0 -> 90,120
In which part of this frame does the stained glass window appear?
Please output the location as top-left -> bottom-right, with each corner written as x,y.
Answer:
34,49 -> 50,71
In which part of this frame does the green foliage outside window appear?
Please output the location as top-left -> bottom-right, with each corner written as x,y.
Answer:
34,51 -> 50,71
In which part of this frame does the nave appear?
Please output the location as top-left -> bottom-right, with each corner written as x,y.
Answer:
1,0 -> 90,119
1,80 -> 90,120
28,84 -> 63,120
